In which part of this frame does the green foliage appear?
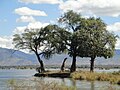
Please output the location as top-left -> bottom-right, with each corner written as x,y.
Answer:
44,25 -> 71,54
13,28 -> 55,72
45,11 -> 84,58
58,10 -> 83,32
13,28 -> 54,59
45,10 -> 117,72
112,71 -> 120,75
76,17 -> 117,59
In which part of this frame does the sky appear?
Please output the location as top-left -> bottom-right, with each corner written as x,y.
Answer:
0,0 -> 120,50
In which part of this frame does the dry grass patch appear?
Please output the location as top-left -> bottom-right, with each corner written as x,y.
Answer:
8,78 -> 75,90
70,71 -> 120,85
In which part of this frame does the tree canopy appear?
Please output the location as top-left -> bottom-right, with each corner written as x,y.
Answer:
74,17 -> 117,71
45,10 -> 117,72
13,28 -> 54,72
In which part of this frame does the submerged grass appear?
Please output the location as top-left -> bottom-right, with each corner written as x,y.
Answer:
8,78 -> 76,90
70,71 -> 120,85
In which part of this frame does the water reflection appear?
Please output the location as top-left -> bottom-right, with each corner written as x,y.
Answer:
91,81 -> 94,90
37,77 -> 120,90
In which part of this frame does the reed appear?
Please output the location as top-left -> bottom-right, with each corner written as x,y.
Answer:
70,71 -> 120,85
8,78 -> 76,90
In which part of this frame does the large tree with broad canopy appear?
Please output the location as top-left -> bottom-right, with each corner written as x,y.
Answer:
44,10 -> 117,72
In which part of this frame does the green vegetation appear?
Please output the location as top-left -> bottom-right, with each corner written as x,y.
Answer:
46,11 -> 117,72
76,17 -> 117,72
13,28 -> 55,72
70,71 -> 120,85
13,10 -> 117,73
8,79 -> 75,90
112,71 -> 120,75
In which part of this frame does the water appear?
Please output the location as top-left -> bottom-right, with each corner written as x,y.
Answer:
0,69 -> 36,90
40,77 -> 120,90
77,68 -> 120,73
0,69 -> 120,90
0,69 -> 36,79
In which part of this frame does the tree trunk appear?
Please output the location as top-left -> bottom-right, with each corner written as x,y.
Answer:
90,56 -> 95,72
36,53 -> 45,72
61,57 -> 67,71
70,55 -> 76,72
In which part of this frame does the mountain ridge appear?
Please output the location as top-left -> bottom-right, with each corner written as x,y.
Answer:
0,47 -> 120,66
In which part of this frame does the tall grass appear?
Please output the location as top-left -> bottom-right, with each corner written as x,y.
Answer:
70,71 -> 120,85
8,78 -> 76,90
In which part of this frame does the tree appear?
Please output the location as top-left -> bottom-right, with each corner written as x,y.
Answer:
58,11 -> 91,72
13,28 -> 53,72
45,11 -> 117,72
76,17 -> 117,72
44,25 -> 71,54
45,11 -> 84,72
61,57 -> 67,72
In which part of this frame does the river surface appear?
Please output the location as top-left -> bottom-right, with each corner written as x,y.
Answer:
0,68 -> 120,90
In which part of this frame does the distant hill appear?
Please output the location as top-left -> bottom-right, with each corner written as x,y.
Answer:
0,48 -> 37,66
0,47 -> 120,66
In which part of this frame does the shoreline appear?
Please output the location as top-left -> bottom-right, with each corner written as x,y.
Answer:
34,71 -> 70,78
0,65 -> 120,70
34,70 -> 120,85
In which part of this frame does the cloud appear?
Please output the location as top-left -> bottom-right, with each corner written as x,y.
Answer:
0,36 -> 30,53
16,16 -> 36,23
106,22 -> 120,49
10,21 -> 49,51
13,21 -> 49,34
12,21 -> 49,52
13,26 -> 27,34
107,22 -> 120,32
115,38 -> 120,49
19,0 -> 61,4
14,7 -> 47,16
27,21 -> 49,29
0,36 -> 13,49
59,0 -> 120,17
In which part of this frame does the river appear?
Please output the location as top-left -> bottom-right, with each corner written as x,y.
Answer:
0,68 -> 120,90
